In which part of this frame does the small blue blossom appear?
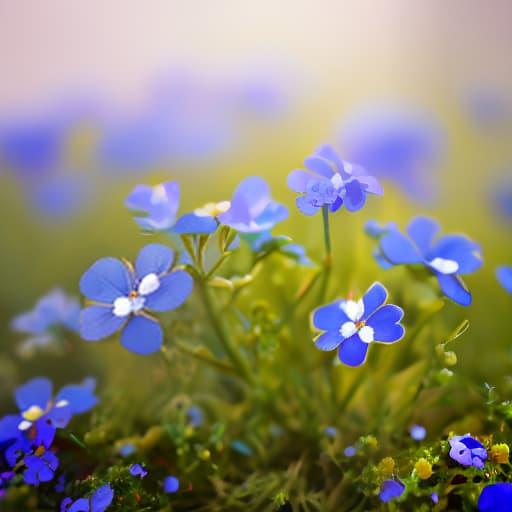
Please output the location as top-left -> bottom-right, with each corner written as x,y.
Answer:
79,244 -> 193,355
187,406 -> 204,427
410,424 -> 426,441
379,480 -> 405,503
11,288 -> 80,356
129,463 -> 147,478
431,492 -> 439,504
55,474 -> 66,493
343,446 -> 356,457
24,450 -> 59,485
0,471 -> 14,499
119,443 -> 137,457
0,377 -> 98,451
312,282 -> 404,367
449,434 -> 488,469
478,483 -> 512,512
61,483 -> 114,512
287,144 -> 383,216
497,266 -> 512,295
217,176 -> 288,233
324,427 -> 337,438
370,216 -> 482,306
163,475 -> 180,493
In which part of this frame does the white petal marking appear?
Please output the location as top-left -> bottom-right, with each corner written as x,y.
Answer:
428,257 -> 459,274
113,297 -> 132,317
138,273 -> 160,295
359,325 -> 375,344
18,420 -> 33,431
340,321 -> 357,338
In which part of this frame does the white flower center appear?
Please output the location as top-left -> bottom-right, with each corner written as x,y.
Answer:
330,173 -> 343,190
340,299 -> 364,321
138,273 -> 160,295
150,184 -> 168,205
113,295 -> 146,317
340,321 -> 357,338
194,200 -> 231,217
428,257 -> 459,274
358,325 -> 375,343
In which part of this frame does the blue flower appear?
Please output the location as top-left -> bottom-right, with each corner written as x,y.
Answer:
163,475 -> 180,493
431,492 -> 439,504
410,424 -> 426,441
338,104 -> 444,203
119,443 -> 137,457
478,483 -> 512,512
187,406 -> 204,427
23,450 -> 59,485
287,144 -> 383,216
0,377 -> 97,451
217,177 -> 288,233
343,446 -> 356,457
379,480 -> 405,503
497,266 -> 512,295
80,244 -> 193,354
448,434 -> 487,469
371,216 -> 482,306
129,463 -> 147,478
0,471 -> 14,499
61,483 -> 114,512
11,289 -> 80,356
312,282 -> 404,367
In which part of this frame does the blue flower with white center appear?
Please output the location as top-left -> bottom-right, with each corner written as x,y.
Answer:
163,475 -> 180,493
0,377 -> 98,452
370,216 -> 482,306
379,480 -> 405,503
80,243 -> 193,355
497,266 -> 512,295
478,483 -> 512,512
23,450 -> 59,485
129,463 -> 147,478
11,288 -> 80,357
217,176 -> 288,233
448,434 -> 487,469
287,144 -> 383,216
312,282 -> 404,367
61,483 -> 114,512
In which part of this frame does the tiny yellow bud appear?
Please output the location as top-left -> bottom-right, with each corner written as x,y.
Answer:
184,426 -> 194,438
201,449 -> 211,460
378,457 -> 395,477
491,443 -> 510,464
414,458 -> 433,479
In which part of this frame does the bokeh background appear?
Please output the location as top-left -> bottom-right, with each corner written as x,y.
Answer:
1,0 -> 511,416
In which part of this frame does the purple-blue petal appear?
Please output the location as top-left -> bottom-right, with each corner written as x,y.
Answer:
120,316 -> 163,355
379,480 -> 405,503
173,213 -> 218,234
135,244 -> 174,278
15,377 -> 52,412
366,304 -> 404,342
55,382 -> 98,415
343,180 -> 366,212
68,498 -> 90,512
230,176 -> 271,219
90,484 -> 114,512
478,483 -> 512,512
356,174 -> 383,195
380,231 -> 422,264
497,265 -> 512,294
337,334 -> 369,367
406,216 -> 439,255
428,235 -> 482,274
0,414 -> 22,443
34,418 -> 57,448
80,306 -> 125,341
46,404 -> 73,429
143,270 -> 193,312
287,169 -> 312,193
79,258 -> 131,303
304,155 -> 335,179
361,282 -> 388,320
253,201 -> 289,230
436,274 -> 471,306
315,331 -> 343,351
164,476 -> 180,493
313,302 -> 350,331
296,196 -> 320,216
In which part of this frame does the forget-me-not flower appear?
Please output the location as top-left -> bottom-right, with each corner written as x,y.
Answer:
497,266 -> 512,295
80,244 -> 193,354
449,434 -> 488,469
217,176 -> 288,233
163,475 -> 180,493
23,450 -> 59,485
370,216 -> 482,306
478,483 -> 512,512
61,483 -> 114,512
129,463 -> 147,478
379,480 -> 405,503
287,144 -> 382,216
312,282 -> 404,367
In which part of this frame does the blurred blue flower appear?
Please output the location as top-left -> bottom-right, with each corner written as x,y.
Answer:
24,450 -> 59,485
410,424 -> 426,441
0,471 -> 14,499
478,483 -> 512,512
493,179 -> 512,221
287,144 -> 382,216
119,443 -> 137,457
449,434 -> 487,469
11,289 -> 80,357
343,446 -> 356,457
324,427 -> 337,438
129,463 -> 147,479
431,492 -> 439,504
61,483 -> 114,512
379,480 -> 405,503
218,177 -> 288,233
497,266 -> 512,294
312,282 -> 404,367
187,406 -> 204,427
163,475 -> 180,493
339,105 -> 444,203
55,474 -> 66,493
371,216 -> 482,306
0,377 -> 97,451
80,244 -> 193,354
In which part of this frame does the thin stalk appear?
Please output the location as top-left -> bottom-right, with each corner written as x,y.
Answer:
173,340 -> 238,376
316,206 -> 333,302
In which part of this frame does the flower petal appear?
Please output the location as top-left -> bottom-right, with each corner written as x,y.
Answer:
344,180 -> 366,212
80,306 -> 125,341
337,334 -> 370,366
68,498 -> 90,512
314,331 -> 343,351
135,244 -> 175,278
478,483 -> 512,512
120,316 -> 163,355
304,155 -> 334,179
55,382 -> 98,415
406,216 -> 439,255
173,213 -> 218,234
436,274 -> 471,306
380,231 -> 423,264
313,302 -> 350,331
429,235 -> 482,274
366,305 -> 405,342
15,377 -> 52,412
143,270 -> 193,312
90,483 -> 114,512
361,282 -> 388,320
287,169 -> 313,193
80,257 -> 131,303
0,414 -> 22,443
497,265 -> 512,294
296,195 -> 320,216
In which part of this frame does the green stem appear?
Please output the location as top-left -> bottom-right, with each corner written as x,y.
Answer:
197,280 -> 254,385
205,252 -> 232,280
317,206 -> 332,302
173,340 -> 238,376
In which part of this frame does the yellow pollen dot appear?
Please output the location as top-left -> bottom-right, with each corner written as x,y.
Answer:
22,405 -> 45,422
129,291 -> 139,298
491,443 -> 510,464
200,449 -> 211,461
356,320 -> 365,329
414,458 -> 433,479
34,445 -> 46,457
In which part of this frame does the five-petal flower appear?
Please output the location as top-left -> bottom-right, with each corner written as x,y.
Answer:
80,243 -> 193,354
312,282 -> 404,367
448,434 -> 488,469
